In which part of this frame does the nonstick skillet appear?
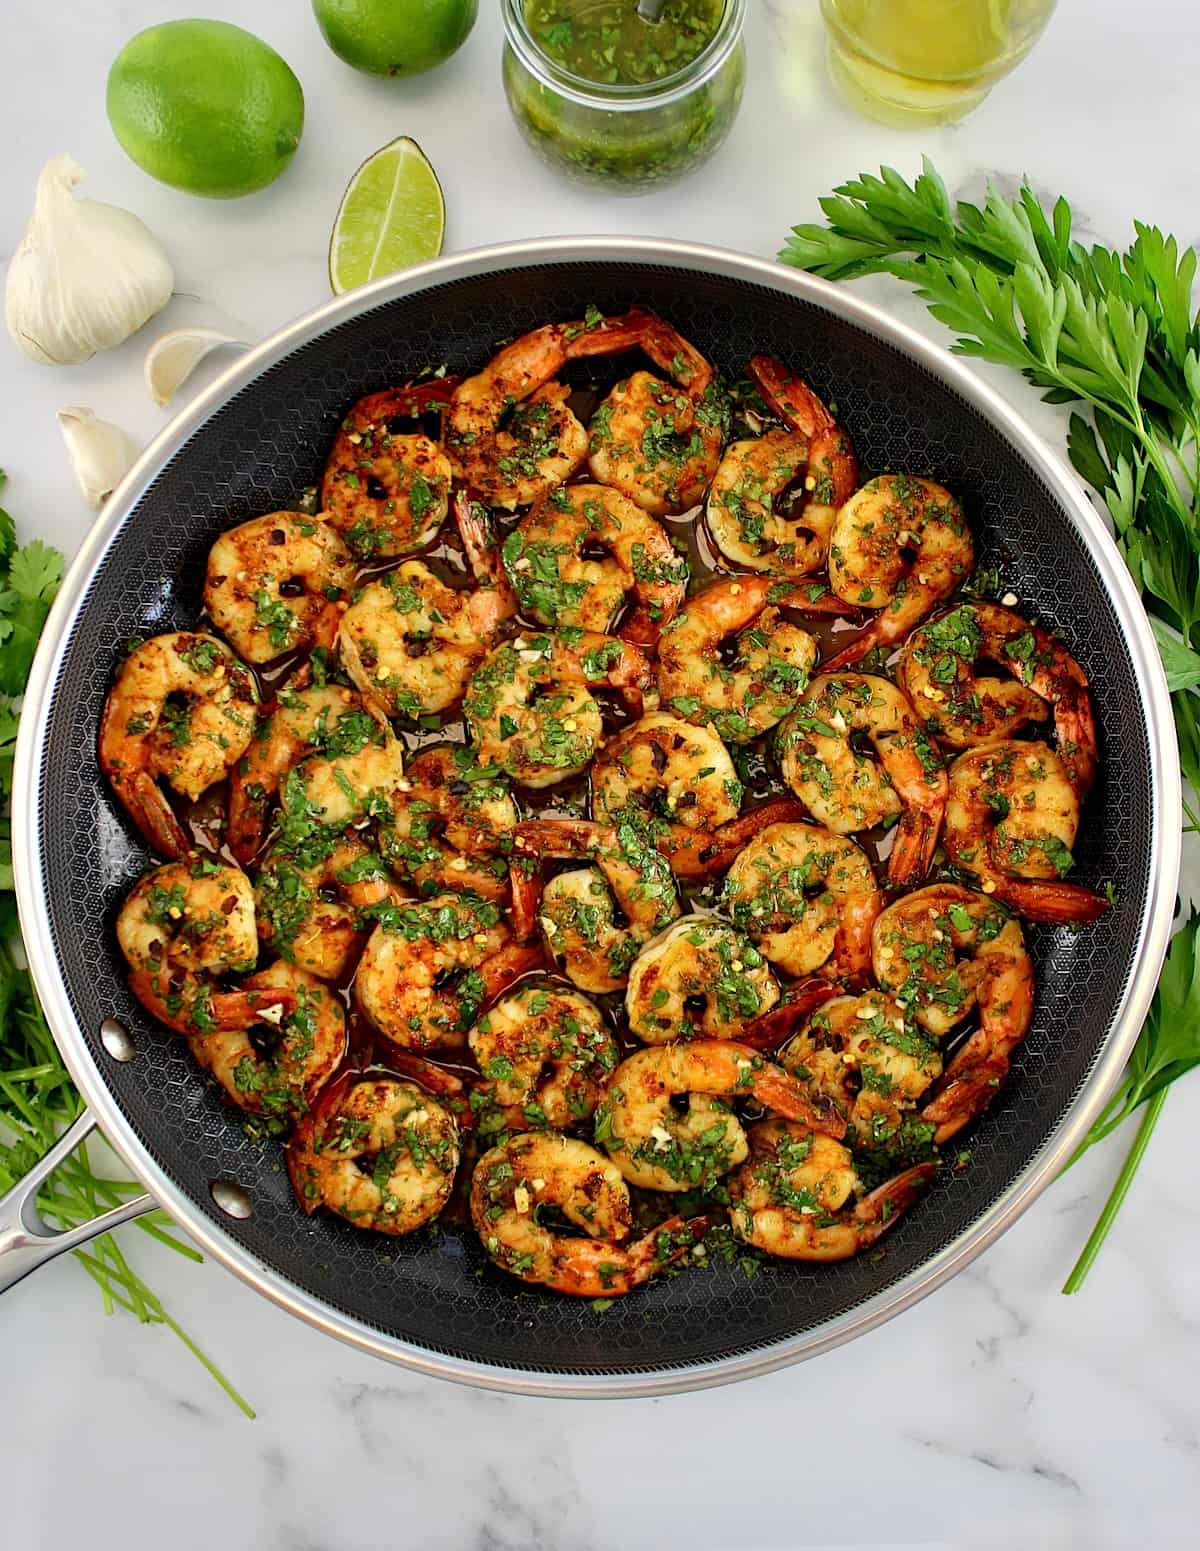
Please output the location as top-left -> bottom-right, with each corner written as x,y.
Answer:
6,239 -> 1180,1396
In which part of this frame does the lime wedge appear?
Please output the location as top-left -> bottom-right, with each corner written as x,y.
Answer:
328,136 -> 445,295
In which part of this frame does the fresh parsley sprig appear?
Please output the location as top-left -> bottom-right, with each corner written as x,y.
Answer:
0,469 -> 252,1415
1059,913 -> 1200,1292
780,163 -> 1200,1287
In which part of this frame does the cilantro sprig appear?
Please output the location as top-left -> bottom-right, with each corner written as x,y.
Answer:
781,164 -> 1200,1288
0,470 -> 251,1414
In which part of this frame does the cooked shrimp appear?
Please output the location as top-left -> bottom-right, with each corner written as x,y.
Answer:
321,381 -> 456,560
382,746 -> 517,901
227,681 -> 377,865
118,859 -> 258,979
470,1133 -> 700,1296
657,575 -> 830,743
824,476 -> 974,670
100,632 -> 258,858
338,494 -> 517,722
943,741 -> 1108,923
597,1039 -> 844,1193
898,602 -> 1098,795
776,672 -> 947,885
706,355 -> 857,576
587,311 -> 726,516
533,869 -> 648,993
871,884 -> 1035,1142
279,716 -> 406,830
204,512 -> 355,665
255,834 -> 394,980
728,1121 -> 935,1262
502,483 -> 687,643
468,985 -> 619,1132
464,631 -> 651,788
624,916 -> 779,1044
339,561 -> 515,721
781,990 -> 941,1143
721,823 -> 881,982
513,818 -> 680,993
288,1077 -> 459,1234
356,892 -> 541,1052
591,713 -> 742,864
117,859 -> 292,1035
446,308 -> 659,510
188,962 -> 345,1120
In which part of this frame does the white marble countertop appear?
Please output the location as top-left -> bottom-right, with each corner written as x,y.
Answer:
3,1 -> 1200,1546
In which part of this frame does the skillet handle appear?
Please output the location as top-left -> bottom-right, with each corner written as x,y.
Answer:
0,1109 -> 155,1295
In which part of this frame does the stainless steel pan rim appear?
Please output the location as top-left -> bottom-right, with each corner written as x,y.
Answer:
12,236 -> 1181,1398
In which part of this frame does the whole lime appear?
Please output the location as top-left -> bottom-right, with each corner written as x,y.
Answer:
106,20 -> 305,199
313,0 -> 478,78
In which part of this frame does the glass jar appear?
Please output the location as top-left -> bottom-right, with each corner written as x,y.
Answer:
820,0 -> 1058,127
501,0 -> 747,195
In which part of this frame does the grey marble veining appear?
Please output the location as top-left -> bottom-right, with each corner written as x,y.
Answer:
3,1 -> 1200,1546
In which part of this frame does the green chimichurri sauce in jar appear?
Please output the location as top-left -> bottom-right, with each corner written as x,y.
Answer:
501,0 -> 746,193
525,0 -> 724,84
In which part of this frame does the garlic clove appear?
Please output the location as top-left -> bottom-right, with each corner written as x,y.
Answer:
6,155 -> 174,366
57,407 -> 140,509
144,327 -> 247,408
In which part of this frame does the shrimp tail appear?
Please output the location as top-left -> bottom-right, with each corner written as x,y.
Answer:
831,897 -> 881,988
563,306 -> 655,360
120,771 -> 192,860
742,1049 -> 848,1141
128,970 -> 297,1036
667,797 -> 810,879
226,770 -> 269,866
820,622 -> 884,673
747,356 -> 836,435
509,861 -> 545,944
779,587 -> 864,619
453,488 -> 518,612
887,808 -> 942,887
922,1054 -> 1012,1145
385,377 -> 460,416
309,598 -> 347,653
566,1212 -> 706,1298
1052,690 -> 1099,799
286,1069 -> 356,1213
513,817 -> 607,862
739,978 -> 841,1051
852,1160 -> 939,1244
568,307 -> 711,425
213,988 -> 299,1026
995,877 -> 1111,924
376,1042 -> 467,1099
746,357 -> 859,516
601,638 -> 654,707
618,612 -> 656,651
619,599 -> 676,652
479,942 -> 546,1001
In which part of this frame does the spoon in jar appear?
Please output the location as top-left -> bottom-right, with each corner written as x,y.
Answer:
636,0 -> 668,19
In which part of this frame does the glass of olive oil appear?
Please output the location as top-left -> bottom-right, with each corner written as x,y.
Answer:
820,0 -> 1058,126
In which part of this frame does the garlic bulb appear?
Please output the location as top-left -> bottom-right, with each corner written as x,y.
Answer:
57,407 -> 140,508
6,156 -> 174,366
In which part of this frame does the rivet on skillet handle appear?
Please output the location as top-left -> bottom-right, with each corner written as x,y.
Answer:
0,1109 -> 155,1295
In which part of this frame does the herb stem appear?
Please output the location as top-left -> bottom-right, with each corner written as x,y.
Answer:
1061,1087 -> 1168,1293
70,1248 -> 256,1419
